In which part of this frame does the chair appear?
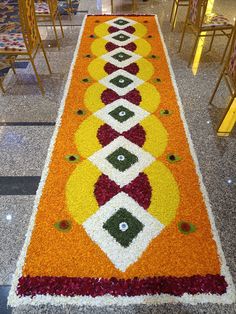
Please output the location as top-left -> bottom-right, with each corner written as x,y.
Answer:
209,21 -> 236,135
170,0 -> 189,31
0,0 -> 52,95
34,0 -> 64,49
178,0 -> 234,67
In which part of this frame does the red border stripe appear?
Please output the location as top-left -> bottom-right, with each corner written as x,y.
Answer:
17,275 -> 227,298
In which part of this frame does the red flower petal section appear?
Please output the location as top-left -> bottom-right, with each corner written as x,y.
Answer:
17,274 -> 228,298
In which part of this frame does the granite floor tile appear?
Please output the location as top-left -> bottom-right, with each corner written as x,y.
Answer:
0,286 -> 11,314
0,126 -> 54,176
0,196 -> 34,285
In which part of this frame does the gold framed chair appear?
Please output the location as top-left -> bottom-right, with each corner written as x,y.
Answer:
209,21 -> 236,135
170,0 -> 189,31
0,0 -> 52,95
35,0 -> 64,49
178,0 -> 234,67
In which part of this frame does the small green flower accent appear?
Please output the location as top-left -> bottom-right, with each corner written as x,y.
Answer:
54,220 -> 72,232
149,55 -> 159,59
76,109 -> 86,116
167,154 -> 181,163
154,78 -> 161,83
65,155 -> 80,163
160,109 -> 173,116
81,78 -> 92,83
178,221 -> 196,235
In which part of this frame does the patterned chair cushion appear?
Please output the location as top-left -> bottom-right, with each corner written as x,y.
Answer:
203,13 -> 233,29
0,33 -> 26,52
34,2 -> 50,15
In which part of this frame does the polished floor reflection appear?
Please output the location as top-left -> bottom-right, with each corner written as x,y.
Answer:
0,0 -> 235,313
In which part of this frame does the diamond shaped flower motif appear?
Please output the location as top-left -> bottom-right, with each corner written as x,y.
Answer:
106,17 -> 136,29
101,47 -> 141,68
106,147 -> 138,172
83,192 -> 164,272
104,31 -> 138,47
99,69 -> 144,96
88,136 -> 155,187
94,99 -> 149,133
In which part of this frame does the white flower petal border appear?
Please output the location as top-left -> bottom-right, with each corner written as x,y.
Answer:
8,15 -> 236,307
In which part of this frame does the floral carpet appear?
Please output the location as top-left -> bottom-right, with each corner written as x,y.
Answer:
8,15 -> 235,307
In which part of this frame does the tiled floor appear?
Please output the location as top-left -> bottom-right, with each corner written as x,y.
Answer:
0,0 -> 236,313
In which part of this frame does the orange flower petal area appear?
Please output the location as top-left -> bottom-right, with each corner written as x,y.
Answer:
16,16 -> 229,300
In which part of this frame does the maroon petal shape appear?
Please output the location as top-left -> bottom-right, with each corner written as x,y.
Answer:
104,63 -> 119,75
123,124 -> 146,147
105,42 -> 137,52
97,124 -> 119,146
95,174 -> 120,206
101,89 -> 142,106
124,63 -> 139,75
94,172 -> 151,209
108,26 -> 135,34
123,173 -> 151,209
104,63 -> 139,75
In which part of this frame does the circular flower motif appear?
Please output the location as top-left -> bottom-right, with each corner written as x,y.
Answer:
178,221 -> 196,234
76,109 -> 86,116
160,109 -> 172,116
65,155 -> 80,163
54,220 -> 72,232
167,153 -> 181,163
81,78 -> 92,83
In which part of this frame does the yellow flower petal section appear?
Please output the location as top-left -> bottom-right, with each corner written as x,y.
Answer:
140,115 -> 168,157
75,115 -> 103,157
66,160 -> 101,224
136,58 -> 154,81
94,23 -> 109,37
91,38 -> 108,56
134,38 -> 151,56
137,83 -> 161,113
144,161 -> 179,226
88,58 -> 107,80
133,22 -> 147,37
84,83 -> 106,112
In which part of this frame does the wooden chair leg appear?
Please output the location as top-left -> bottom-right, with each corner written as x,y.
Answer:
9,58 -> 16,74
29,55 -> 45,95
170,0 -> 176,23
57,12 -> 64,38
40,42 -> 52,74
220,30 -> 233,64
188,33 -> 200,67
209,69 -> 224,104
0,79 -> 5,93
208,30 -> 215,52
178,20 -> 188,52
52,17 -> 60,49
171,1 -> 179,31
111,0 -> 114,13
